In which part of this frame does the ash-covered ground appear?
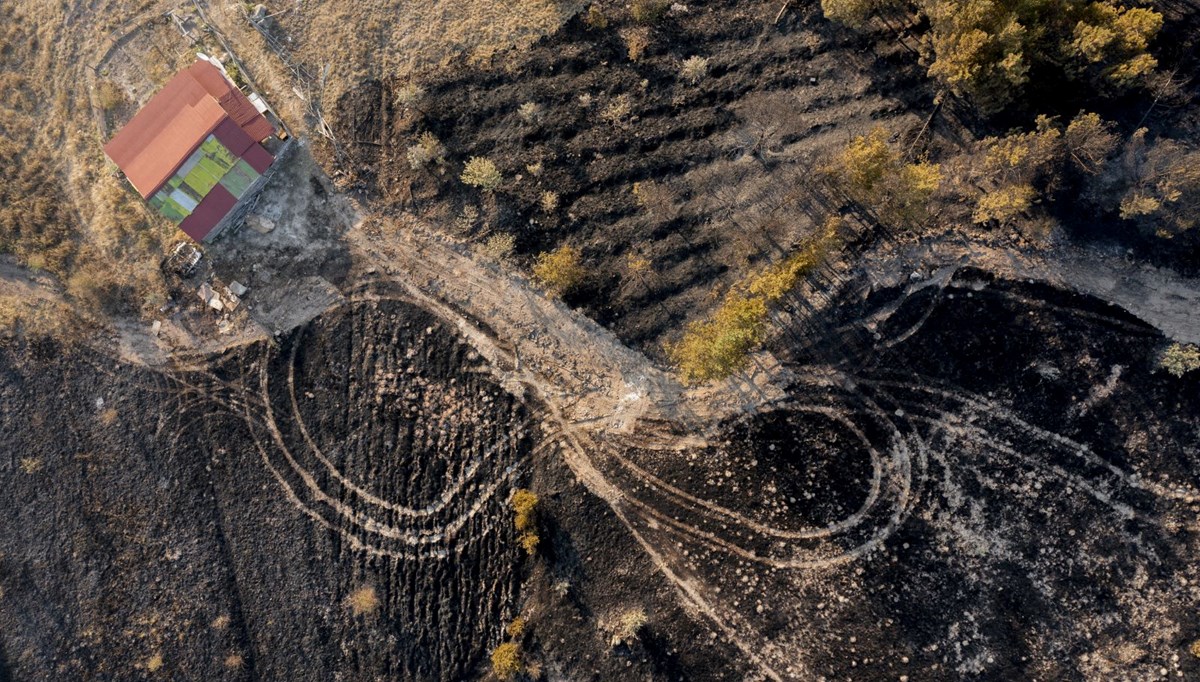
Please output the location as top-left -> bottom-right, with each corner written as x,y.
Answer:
595,268 -> 1200,680
2,270 -> 1196,681
0,299 -> 537,680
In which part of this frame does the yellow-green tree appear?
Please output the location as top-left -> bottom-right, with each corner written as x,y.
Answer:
828,127 -> 942,225
1063,111 -> 1118,174
1070,3 -> 1162,86
667,223 -> 843,384
970,114 -> 1066,225
825,0 -> 1163,113
1114,130 -> 1200,238
746,217 -> 842,302
532,245 -> 586,296
668,293 -> 767,384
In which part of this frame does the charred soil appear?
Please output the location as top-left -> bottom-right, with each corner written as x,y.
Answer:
332,0 -> 933,355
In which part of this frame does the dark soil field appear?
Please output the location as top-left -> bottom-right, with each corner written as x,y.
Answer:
332,0 -> 932,354
3,270 -> 1197,681
0,296 -> 744,681
0,299 -> 537,681
590,268 -> 1200,680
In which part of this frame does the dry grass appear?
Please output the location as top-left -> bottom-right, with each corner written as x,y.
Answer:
0,293 -> 75,341
347,585 -> 380,616
0,2 -> 176,334
266,0 -> 588,102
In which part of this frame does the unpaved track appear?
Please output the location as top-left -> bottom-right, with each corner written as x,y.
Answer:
347,215 -> 792,433
851,236 -> 1200,345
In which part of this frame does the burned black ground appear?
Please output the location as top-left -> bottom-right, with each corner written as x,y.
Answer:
596,268 -> 1200,679
0,300 -> 535,681
333,0 -> 934,356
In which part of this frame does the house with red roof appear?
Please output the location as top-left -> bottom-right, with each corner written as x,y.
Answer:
103,59 -> 278,242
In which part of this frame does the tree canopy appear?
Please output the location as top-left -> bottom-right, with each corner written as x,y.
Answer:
822,0 -> 1163,113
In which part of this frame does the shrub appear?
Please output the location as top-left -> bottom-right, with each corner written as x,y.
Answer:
540,190 -> 559,213
602,94 -> 633,124
461,157 -> 502,191
679,56 -> 709,83
394,83 -> 425,109
479,233 -> 515,261
1159,343 -> 1200,377
511,489 -> 539,531
490,642 -> 521,680
96,80 -> 125,111
532,245 -> 585,296
347,586 -> 379,616
584,4 -> 608,29
631,0 -> 669,23
407,132 -> 446,170
455,205 -> 482,236
519,532 -> 540,555
626,253 -> 651,275
610,608 -> 648,647
622,27 -> 652,61
517,101 -> 543,124
506,617 -> 526,638
821,0 -> 897,26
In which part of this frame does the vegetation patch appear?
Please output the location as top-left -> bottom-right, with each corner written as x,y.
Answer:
669,220 -> 841,383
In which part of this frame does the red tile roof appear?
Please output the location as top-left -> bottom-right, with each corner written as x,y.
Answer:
103,60 -> 275,198
242,143 -> 274,174
179,183 -> 238,241
213,117 -> 255,156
